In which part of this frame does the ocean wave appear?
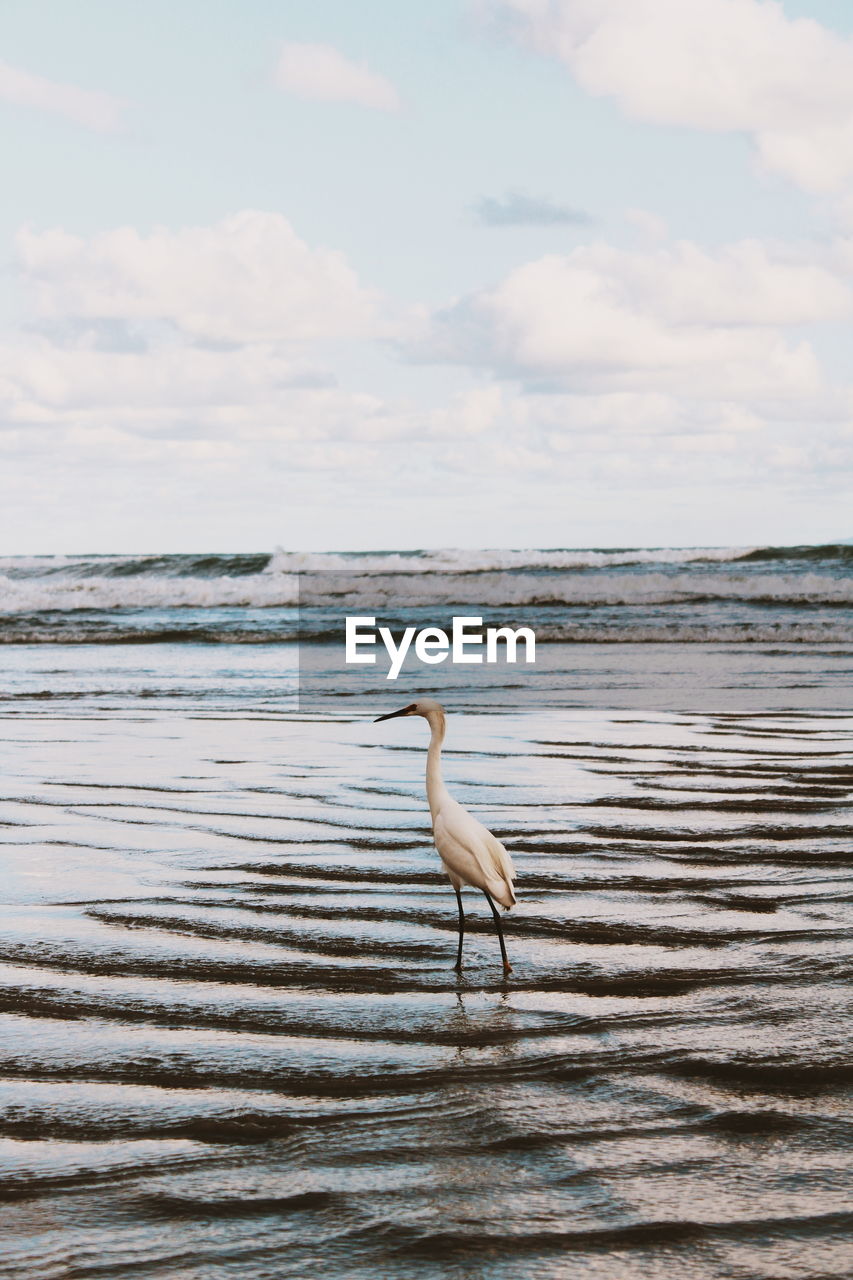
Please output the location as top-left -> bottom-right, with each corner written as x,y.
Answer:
266,544 -> 852,573
296,570 -> 853,607
265,545 -> 765,574
738,543 -> 853,564
0,568 -> 851,614
0,572 -> 300,612
4,544 -> 850,585
0,552 -> 273,580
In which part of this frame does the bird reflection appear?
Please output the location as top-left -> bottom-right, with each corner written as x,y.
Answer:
444,988 -> 518,1068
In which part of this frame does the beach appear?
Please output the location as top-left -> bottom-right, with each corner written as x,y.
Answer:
0,548 -> 851,1278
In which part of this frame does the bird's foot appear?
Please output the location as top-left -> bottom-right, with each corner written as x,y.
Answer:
502,961 -> 513,975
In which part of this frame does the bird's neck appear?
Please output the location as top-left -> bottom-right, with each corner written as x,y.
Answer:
425,708 -> 448,820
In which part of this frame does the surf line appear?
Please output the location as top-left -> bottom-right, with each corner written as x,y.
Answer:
345,615 -> 536,681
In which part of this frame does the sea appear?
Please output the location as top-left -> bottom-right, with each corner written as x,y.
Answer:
0,545 -> 851,1279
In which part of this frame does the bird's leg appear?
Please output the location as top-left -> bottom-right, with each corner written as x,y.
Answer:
454,886 -> 465,971
483,890 -> 512,975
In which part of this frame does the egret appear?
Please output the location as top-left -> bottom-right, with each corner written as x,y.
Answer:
374,698 -> 516,974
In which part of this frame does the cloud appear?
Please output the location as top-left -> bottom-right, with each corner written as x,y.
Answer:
16,211 -> 380,344
2,206 -> 852,541
275,42 -> 400,111
0,337 -> 339,426
474,190 -> 593,226
0,210 -> 394,465
413,238 -> 848,398
427,385 -> 506,436
489,0 -> 853,192
0,58 -> 124,132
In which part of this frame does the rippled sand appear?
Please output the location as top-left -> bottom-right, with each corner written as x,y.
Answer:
0,695 -> 851,1279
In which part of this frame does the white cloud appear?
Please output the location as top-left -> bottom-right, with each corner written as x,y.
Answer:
0,338 -> 327,425
491,0 -> 853,192
16,211 -> 380,344
275,42 -> 400,112
416,238 -> 847,398
2,205 -> 852,542
0,58 -> 124,132
0,210 -> 393,461
427,385 -> 506,435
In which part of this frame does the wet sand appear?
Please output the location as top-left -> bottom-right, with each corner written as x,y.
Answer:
0,690 -> 851,1278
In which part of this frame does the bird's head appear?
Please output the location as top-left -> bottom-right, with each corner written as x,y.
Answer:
374,697 -> 445,723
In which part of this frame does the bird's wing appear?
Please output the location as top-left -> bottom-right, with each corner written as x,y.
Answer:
434,799 -> 516,908
482,825 -> 515,884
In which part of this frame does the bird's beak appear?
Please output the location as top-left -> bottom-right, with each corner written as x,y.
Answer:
374,706 -> 412,722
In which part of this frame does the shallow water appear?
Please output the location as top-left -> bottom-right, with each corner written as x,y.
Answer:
0,647 -> 851,1278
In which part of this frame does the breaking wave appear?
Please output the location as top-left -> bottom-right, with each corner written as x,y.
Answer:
1,543 -> 850,583
0,544 -> 848,645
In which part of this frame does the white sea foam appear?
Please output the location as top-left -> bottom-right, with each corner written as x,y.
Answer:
263,545 -> 759,574
0,567 -> 851,613
298,570 -> 853,608
0,572 -> 300,613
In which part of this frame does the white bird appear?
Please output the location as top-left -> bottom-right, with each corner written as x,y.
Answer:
374,698 -> 516,974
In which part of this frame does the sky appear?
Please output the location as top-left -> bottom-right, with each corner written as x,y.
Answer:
1,0 -> 853,552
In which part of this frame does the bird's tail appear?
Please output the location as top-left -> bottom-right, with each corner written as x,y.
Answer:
488,876 -> 516,910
